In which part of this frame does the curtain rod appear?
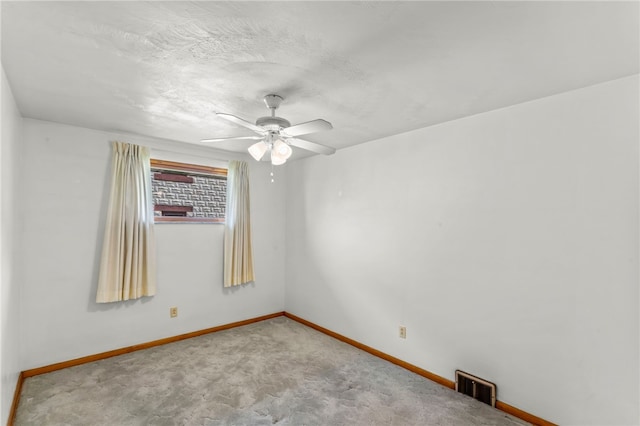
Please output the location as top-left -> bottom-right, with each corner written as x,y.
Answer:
108,129 -> 245,163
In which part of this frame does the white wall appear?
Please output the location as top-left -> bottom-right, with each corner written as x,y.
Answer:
19,119 -> 286,370
1,67 -> 23,425
285,75 -> 639,426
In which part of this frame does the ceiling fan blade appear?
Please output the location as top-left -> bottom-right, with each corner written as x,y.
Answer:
216,113 -> 265,134
201,135 -> 263,143
283,119 -> 333,137
287,137 -> 336,155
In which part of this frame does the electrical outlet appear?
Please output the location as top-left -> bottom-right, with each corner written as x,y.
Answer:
170,307 -> 178,318
399,326 -> 407,339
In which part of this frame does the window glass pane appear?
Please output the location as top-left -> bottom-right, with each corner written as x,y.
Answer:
150,159 -> 227,223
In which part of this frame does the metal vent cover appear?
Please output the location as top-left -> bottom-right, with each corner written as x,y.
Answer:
455,370 -> 497,407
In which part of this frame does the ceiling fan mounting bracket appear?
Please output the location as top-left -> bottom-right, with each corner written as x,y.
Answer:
263,94 -> 283,110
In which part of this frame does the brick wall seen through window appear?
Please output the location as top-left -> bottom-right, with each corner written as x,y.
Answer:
150,159 -> 227,223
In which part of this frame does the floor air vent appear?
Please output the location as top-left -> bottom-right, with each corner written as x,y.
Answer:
455,370 -> 496,407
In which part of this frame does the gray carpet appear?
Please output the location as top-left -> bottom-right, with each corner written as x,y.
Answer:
15,317 -> 529,425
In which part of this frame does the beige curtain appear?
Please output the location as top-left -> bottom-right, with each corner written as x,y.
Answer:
96,142 -> 157,303
224,160 -> 255,287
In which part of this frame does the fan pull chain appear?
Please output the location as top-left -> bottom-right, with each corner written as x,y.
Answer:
270,162 -> 275,183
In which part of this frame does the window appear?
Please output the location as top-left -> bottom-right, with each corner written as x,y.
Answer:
150,159 -> 227,223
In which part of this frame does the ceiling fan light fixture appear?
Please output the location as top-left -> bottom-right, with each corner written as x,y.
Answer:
248,141 -> 268,161
272,139 -> 292,160
271,149 -> 288,166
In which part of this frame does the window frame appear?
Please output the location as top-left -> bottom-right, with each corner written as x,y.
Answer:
150,159 -> 227,224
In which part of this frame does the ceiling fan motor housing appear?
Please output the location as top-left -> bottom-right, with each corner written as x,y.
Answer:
256,115 -> 291,130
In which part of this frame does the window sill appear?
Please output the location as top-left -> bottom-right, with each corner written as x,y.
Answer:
154,217 -> 225,224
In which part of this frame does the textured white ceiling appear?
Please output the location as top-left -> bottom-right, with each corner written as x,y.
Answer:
2,1 -> 638,158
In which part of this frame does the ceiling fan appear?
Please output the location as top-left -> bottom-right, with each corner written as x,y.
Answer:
201,94 -> 335,165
